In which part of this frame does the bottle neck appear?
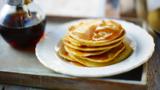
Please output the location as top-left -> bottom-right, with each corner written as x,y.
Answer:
5,0 -> 33,6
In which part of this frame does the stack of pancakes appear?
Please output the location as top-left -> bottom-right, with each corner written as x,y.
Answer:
58,19 -> 133,67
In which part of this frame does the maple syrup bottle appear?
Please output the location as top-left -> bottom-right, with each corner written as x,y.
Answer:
0,0 -> 46,49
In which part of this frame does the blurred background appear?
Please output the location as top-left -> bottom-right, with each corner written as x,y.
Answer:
0,0 -> 159,32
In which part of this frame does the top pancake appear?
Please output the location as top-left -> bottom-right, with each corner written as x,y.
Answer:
68,19 -> 125,46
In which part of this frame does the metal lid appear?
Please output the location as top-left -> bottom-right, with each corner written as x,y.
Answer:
5,0 -> 32,6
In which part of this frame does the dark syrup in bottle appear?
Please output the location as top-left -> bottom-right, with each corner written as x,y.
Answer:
0,11 -> 46,49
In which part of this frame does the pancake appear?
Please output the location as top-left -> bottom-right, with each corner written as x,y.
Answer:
58,19 -> 133,67
68,30 -> 125,46
64,45 -> 109,57
58,46 -> 85,66
63,37 -> 122,51
58,44 -> 75,62
58,42 -> 133,67
68,20 -> 125,46
69,42 -> 133,67
70,42 -> 126,63
64,34 -> 125,47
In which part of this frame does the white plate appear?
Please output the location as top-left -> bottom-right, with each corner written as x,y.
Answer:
36,19 -> 155,77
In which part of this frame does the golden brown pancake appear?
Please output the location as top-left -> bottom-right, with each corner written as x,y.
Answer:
58,42 -> 133,67
64,45 -> 108,57
68,31 -> 125,46
63,37 -> 122,51
64,34 -> 125,46
70,43 -> 125,63
58,43 -> 75,62
68,20 -> 125,46
58,19 -> 133,67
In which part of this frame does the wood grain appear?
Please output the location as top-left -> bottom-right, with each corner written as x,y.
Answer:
0,85 -> 44,90
0,71 -> 146,90
147,35 -> 160,90
4,85 -> 31,90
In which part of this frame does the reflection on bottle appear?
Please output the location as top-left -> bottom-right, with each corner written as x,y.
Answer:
148,8 -> 160,33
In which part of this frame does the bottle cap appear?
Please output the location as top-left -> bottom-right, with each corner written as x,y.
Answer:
5,0 -> 32,6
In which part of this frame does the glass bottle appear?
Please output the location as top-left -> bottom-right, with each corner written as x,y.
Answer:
147,0 -> 160,33
0,0 -> 46,49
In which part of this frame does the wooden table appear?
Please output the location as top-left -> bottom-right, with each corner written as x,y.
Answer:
147,34 -> 160,90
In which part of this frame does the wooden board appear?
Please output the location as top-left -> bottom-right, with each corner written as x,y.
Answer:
0,19 -> 149,90
147,33 -> 160,90
0,84 -> 43,90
